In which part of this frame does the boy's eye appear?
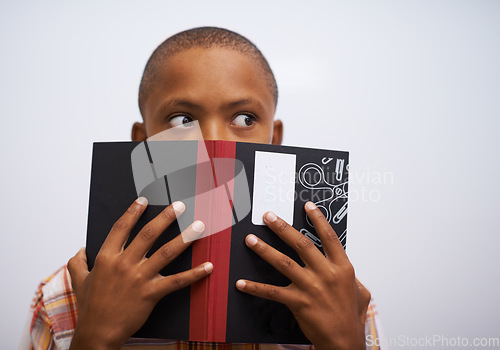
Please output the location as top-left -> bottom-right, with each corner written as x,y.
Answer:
232,114 -> 255,127
168,115 -> 194,128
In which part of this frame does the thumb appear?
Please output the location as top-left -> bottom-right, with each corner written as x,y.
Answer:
67,247 -> 90,293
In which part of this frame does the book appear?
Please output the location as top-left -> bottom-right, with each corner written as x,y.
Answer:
86,140 -> 349,344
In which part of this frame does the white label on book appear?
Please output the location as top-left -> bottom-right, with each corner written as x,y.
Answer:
252,151 -> 296,225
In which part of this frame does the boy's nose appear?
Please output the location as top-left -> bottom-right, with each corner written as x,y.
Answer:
199,120 -> 228,141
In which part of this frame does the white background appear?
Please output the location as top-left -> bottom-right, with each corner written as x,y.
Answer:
1,1 -> 499,349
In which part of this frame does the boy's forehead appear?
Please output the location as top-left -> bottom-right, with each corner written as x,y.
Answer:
143,47 -> 275,118
160,47 -> 263,78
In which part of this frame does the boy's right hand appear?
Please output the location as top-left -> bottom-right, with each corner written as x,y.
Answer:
67,198 -> 212,350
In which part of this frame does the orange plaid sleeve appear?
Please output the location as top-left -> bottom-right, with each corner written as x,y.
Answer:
365,301 -> 382,350
29,266 -> 77,350
29,281 -> 54,350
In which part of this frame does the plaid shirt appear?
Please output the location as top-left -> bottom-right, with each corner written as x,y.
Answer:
27,266 -> 382,350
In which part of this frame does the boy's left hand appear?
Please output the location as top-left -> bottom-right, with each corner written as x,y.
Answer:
236,201 -> 370,350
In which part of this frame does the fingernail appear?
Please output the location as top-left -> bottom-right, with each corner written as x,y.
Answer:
204,262 -> 213,273
305,201 -> 316,210
265,211 -> 277,223
246,234 -> 258,246
136,197 -> 148,205
172,201 -> 185,214
236,280 -> 246,289
192,220 -> 205,233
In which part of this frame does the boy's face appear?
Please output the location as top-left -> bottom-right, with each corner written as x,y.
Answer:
132,47 -> 282,144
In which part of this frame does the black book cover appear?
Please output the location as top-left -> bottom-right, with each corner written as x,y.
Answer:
86,140 -> 349,344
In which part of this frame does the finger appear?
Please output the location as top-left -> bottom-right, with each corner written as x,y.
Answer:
235,279 -> 298,306
124,201 -> 186,261
244,234 -> 309,286
263,211 -> 326,269
101,197 -> 148,253
67,247 -> 89,293
145,220 -> 205,273
154,262 -> 214,297
304,201 -> 348,263
355,278 -> 371,322
356,278 -> 372,306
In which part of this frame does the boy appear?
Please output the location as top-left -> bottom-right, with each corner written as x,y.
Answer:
28,27 -> 380,350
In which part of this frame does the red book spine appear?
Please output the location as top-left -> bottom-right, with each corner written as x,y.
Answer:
189,140 -> 236,342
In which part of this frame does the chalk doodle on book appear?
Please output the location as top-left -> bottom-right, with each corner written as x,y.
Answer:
298,159 -> 348,228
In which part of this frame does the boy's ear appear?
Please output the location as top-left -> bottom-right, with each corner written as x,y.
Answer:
271,119 -> 283,145
132,122 -> 147,141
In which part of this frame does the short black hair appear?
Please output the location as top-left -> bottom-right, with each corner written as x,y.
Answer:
138,26 -> 278,116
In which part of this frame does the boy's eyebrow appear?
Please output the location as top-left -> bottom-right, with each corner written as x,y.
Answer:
160,99 -> 203,112
221,99 -> 264,111
155,99 -> 203,118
